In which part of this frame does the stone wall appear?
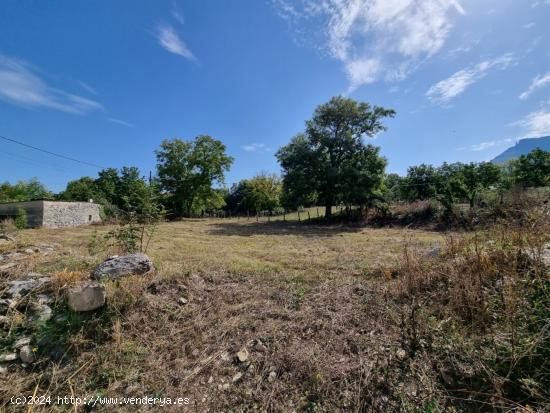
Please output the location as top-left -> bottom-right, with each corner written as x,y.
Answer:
0,201 -> 102,228
42,201 -> 102,228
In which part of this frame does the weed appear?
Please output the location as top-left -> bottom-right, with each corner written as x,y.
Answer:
14,208 -> 27,230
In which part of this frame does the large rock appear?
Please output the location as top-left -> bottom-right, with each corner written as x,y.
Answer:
19,345 -> 35,364
32,303 -> 52,322
6,273 -> 51,299
67,282 -> 106,312
91,253 -> 154,280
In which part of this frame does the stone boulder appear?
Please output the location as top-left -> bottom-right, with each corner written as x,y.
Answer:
91,253 -> 154,280
19,345 -> 35,364
6,273 -> 51,299
67,282 -> 106,312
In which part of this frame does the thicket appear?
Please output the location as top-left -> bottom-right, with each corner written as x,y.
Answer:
0,179 -> 53,202
386,193 -> 550,411
387,149 -> 549,212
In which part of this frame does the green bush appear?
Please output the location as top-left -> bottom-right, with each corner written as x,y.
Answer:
14,207 -> 27,229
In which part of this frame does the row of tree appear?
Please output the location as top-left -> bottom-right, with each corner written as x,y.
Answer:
2,96 -> 549,219
0,179 -> 52,203
387,148 -> 549,211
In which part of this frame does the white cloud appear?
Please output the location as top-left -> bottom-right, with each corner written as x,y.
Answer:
156,24 -> 197,62
0,54 -> 103,114
273,0 -> 465,90
519,71 -> 550,100
241,143 -> 270,153
457,137 -> 514,152
446,37 -> 481,58
531,0 -> 550,8
523,22 -> 535,29
426,54 -> 516,104
471,141 -> 496,151
107,117 -> 135,128
171,5 -> 185,25
514,106 -> 550,138
78,80 -> 98,95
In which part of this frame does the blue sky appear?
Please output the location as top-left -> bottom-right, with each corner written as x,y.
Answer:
1,0 -> 549,192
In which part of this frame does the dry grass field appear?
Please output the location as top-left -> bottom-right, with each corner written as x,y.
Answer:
21,219 -> 441,281
1,220 -> 443,412
1,213 -> 548,412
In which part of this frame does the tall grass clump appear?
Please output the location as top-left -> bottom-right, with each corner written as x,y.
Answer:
389,200 -> 549,411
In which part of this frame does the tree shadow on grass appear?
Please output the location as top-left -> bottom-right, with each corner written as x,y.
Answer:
206,219 -> 365,237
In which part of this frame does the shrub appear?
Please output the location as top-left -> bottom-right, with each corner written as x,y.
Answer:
388,203 -> 550,410
90,203 -> 164,256
0,218 -> 17,235
14,207 -> 27,229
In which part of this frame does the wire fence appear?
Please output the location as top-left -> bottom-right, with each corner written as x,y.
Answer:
196,205 -> 363,223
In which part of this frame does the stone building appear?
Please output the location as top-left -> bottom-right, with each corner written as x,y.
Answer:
0,200 -> 102,228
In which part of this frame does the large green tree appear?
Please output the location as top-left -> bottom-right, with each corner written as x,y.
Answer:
58,177 -> 103,203
156,135 -> 234,217
402,161 -> 504,212
226,173 -> 282,214
511,148 -> 550,187
459,162 -> 502,207
403,164 -> 439,202
276,96 -> 395,218
59,167 -> 158,217
0,179 -> 53,202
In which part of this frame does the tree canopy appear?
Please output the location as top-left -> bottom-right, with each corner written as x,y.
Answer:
225,173 -> 282,214
0,179 -> 53,203
59,166 -> 157,217
511,148 -> 550,187
156,135 -> 234,217
277,96 -> 395,217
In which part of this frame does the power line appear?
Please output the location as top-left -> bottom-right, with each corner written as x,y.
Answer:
0,134 -> 107,169
0,148 -> 78,175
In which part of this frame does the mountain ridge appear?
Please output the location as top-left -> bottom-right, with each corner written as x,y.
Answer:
491,136 -> 550,163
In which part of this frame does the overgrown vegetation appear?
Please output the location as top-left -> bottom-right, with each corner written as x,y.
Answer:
14,207 -> 27,229
59,166 -> 159,220
386,197 -> 549,411
0,178 -> 52,202
388,148 -> 550,217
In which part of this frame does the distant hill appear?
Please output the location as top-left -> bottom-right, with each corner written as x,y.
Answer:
492,136 -> 550,163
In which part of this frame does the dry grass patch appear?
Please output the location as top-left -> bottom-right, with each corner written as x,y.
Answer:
2,219 -> 450,412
